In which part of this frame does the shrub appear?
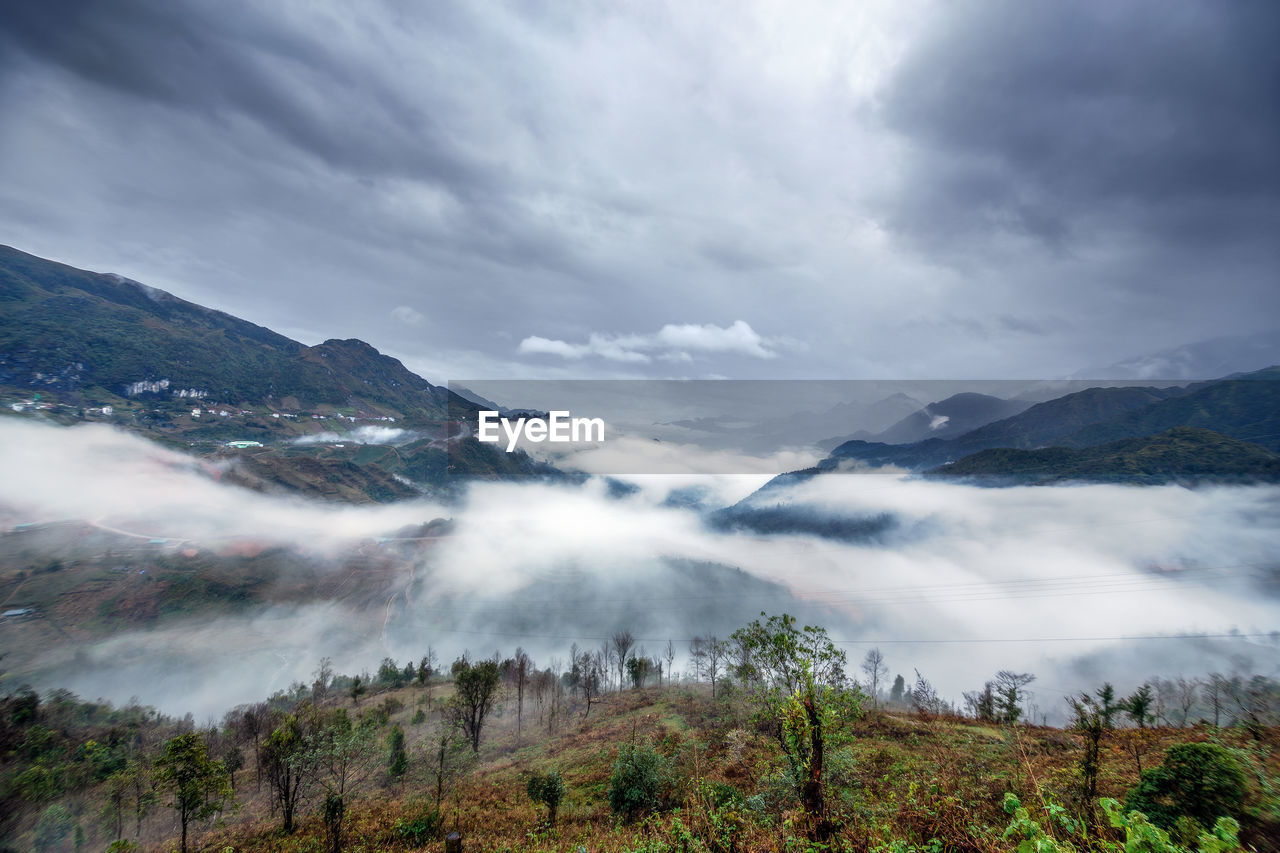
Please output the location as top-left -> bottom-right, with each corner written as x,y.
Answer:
1124,742 -> 1248,836
393,805 -> 441,845
609,740 -> 669,823
526,769 -> 567,825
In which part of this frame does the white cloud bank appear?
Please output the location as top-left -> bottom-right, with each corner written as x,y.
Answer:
519,320 -> 779,363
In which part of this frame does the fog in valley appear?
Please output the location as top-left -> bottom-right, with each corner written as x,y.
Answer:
1,418 -> 1277,724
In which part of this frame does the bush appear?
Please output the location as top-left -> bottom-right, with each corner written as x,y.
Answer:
526,769 -> 567,825
1124,742 -> 1248,837
609,740 -> 669,823
393,805 -> 441,844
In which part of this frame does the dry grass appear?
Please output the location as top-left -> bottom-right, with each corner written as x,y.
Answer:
182,685 -> 1280,853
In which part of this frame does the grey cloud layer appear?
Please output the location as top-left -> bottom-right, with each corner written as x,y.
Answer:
0,1 -> 1276,380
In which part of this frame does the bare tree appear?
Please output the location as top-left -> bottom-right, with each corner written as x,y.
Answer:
1204,672 -> 1228,727
313,657 -> 334,702
598,641 -> 615,693
579,649 -> 605,718
546,657 -> 564,733
861,648 -> 888,710
418,647 -> 437,699
612,630 -> 636,690
568,643 -> 580,698
691,635 -> 728,698
910,669 -> 945,719
507,647 -> 532,744
232,702 -> 270,791
427,709 -> 474,811
665,639 -> 675,685
690,636 -> 707,683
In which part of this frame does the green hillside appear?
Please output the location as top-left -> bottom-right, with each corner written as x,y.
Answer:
1064,372 -> 1280,451
929,427 -> 1280,485
829,385 -> 1190,471
0,245 -> 464,423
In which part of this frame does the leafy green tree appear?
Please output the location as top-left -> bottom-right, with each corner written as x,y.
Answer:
121,756 -> 155,838
625,655 -> 656,689
889,674 -> 906,705
1125,684 -> 1156,728
1096,682 -> 1121,727
450,657 -> 500,753
994,670 -> 1036,724
261,714 -> 311,834
387,724 -> 408,781
33,803 -> 76,852
299,710 -> 379,853
153,733 -> 233,853
526,769 -> 567,826
729,613 -> 859,843
608,739 -> 668,823
1068,688 -> 1116,808
1124,742 -> 1248,838
223,746 -> 243,793
964,681 -> 997,721
377,657 -> 404,689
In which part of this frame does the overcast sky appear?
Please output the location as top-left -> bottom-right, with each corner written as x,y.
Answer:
1,0 -> 1277,382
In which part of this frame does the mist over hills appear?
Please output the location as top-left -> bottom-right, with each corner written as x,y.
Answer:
1,244 -> 1278,732
0,245 -> 569,500
1076,329 -> 1280,381
818,370 -> 1280,483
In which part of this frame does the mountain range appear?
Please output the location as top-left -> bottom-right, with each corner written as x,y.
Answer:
0,245 -> 561,501
801,369 -> 1280,487
3,244 -> 1278,496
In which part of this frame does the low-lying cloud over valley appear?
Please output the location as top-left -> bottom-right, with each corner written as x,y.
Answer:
1,419 -> 1276,722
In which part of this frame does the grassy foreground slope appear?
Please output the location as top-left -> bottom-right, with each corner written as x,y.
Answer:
4,663 -> 1277,853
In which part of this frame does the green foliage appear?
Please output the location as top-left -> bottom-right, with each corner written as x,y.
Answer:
0,245 -> 459,421
1124,742 -> 1248,837
609,739 -> 670,823
1068,689 -> 1115,804
999,793 -> 1245,853
1102,798 -> 1243,853
153,732 -> 233,852
387,724 -> 408,781
931,427 -> 1280,486
451,657 -> 501,753
730,612 -> 848,698
393,803 -> 442,844
33,803 -> 77,852
526,769 -> 567,825
730,613 -> 860,842
377,657 -> 407,688
105,841 -> 141,853
8,687 -> 40,726
1124,685 -> 1156,728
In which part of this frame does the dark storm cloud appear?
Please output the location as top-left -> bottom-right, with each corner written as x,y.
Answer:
0,0 -> 598,287
881,1 -> 1280,256
0,1 -> 1276,380
1,1 -> 482,192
